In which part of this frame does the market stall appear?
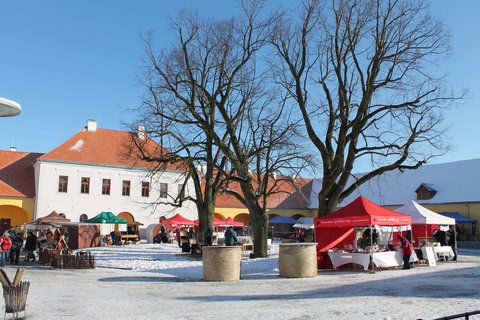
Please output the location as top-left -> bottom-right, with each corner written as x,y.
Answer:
439,211 -> 477,241
85,212 -> 128,246
270,216 -> 297,239
315,196 -> 413,270
293,217 -> 315,242
395,201 -> 455,247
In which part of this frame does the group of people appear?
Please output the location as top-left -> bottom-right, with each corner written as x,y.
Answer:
0,226 -> 38,266
203,226 -> 238,246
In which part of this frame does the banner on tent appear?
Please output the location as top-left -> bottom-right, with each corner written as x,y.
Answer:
375,225 -> 411,232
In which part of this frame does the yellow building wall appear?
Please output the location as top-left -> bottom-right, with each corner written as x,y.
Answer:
0,197 -> 35,228
215,207 -> 316,224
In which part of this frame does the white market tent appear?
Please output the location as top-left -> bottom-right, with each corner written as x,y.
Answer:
395,200 -> 455,226
293,217 -> 314,229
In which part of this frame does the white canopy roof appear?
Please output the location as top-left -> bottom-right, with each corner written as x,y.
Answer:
395,200 -> 455,225
293,217 -> 314,229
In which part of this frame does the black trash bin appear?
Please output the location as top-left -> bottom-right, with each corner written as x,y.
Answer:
182,242 -> 191,253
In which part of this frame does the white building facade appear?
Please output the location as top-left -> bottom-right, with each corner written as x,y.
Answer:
32,120 -> 197,228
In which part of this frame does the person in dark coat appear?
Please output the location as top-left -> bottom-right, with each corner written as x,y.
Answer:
398,235 -> 413,270
204,228 -> 213,246
10,232 -> 23,265
25,231 -> 37,262
110,231 -> 118,245
224,226 -> 238,246
434,230 -> 448,246
447,225 -> 458,261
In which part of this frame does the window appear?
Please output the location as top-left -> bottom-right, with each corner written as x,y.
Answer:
142,181 -> 150,197
102,179 -> 111,195
178,184 -> 185,199
58,176 -> 68,193
79,214 -> 88,222
122,180 -> 131,196
81,177 -> 90,194
160,183 -> 168,198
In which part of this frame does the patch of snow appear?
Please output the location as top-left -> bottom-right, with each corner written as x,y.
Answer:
69,139 -> 84,152
3,243 -> 479,320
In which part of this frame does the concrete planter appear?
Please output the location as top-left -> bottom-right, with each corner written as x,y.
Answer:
202,246 -> 243,281
279,243 -> 318,278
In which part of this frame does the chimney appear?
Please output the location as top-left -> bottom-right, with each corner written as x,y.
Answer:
9,146 -> 16,152
86,119 -> 97,132
137,124 -> 146,140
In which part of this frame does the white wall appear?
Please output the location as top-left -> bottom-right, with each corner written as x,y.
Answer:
34,160 -> 197,226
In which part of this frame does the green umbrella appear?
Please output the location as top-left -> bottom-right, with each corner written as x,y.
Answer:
85,212 -> 127,224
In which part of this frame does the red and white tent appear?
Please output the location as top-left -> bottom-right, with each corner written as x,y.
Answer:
223,217 -> 245,227
161,214 -> 195,226
314,196 -> 411,252
315,196 -> 412,228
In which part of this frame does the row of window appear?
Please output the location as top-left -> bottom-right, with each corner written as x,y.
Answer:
58,175 -> 184,198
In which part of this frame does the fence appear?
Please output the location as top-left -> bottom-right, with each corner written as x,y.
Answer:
51,252 -> 96,269
430,310 -> 480,320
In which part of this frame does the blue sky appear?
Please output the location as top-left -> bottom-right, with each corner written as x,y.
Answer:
0,0 -> 479,169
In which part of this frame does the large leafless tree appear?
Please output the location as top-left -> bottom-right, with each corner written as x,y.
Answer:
272,0 -> 464,216
133,2 -> 309,256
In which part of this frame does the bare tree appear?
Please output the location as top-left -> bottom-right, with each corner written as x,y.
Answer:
272,0 -> 465,216
130,16 -> 233,244
132,1 -> 310,257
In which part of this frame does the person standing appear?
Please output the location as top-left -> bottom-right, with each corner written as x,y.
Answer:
204,228 -> 213,246
2,233 -> 12,264
447,225 -> 458,261
25,231 -> 37,262
397,235 -> 413,269
224,226 -> 238,246
0,236 -> 3,267
10,232 -> 23,265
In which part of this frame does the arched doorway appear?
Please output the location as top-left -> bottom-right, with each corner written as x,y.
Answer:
234,213 -> 250,225
118,211 -> 135,223
214,212 -> 226,220
268,213 -> 279,220
0,205 -> 28,234
292,214 -> 304,220
117,211 -> 142,238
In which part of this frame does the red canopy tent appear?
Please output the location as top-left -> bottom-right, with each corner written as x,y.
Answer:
193,218 -> 225,226
161,214 -> 195,226
223,217 -> 245,227
315,196 -> 411,252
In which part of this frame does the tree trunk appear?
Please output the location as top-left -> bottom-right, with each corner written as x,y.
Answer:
317,191 -> 340,217
197,195 -> 216,245
249,206 -> 268,258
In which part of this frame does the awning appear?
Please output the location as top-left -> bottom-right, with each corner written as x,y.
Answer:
439,212 -> 477,224
269,216 -> 297,225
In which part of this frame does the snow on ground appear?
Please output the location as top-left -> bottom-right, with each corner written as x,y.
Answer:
1,243 -> 479,320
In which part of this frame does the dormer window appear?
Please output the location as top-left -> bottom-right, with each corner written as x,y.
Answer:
415,183 -> 437,200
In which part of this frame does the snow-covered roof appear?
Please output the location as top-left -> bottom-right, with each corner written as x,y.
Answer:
310,159 -> 480,208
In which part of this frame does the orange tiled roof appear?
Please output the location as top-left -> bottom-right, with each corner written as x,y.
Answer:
40,127 -> 186,171
0,151 -> 43,197
215,175 -> 313,210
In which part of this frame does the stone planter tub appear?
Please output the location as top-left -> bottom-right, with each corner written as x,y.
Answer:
279,243 -> 317,278
202,246 -> 243,281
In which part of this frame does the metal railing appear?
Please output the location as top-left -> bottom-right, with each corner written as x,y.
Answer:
432,310 -> 480,320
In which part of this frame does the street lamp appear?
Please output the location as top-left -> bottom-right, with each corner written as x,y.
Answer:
0,97 -> 22,117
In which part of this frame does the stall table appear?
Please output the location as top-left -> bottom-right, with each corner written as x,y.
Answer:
422,245 -> 455,261
328,251 -> 418,271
